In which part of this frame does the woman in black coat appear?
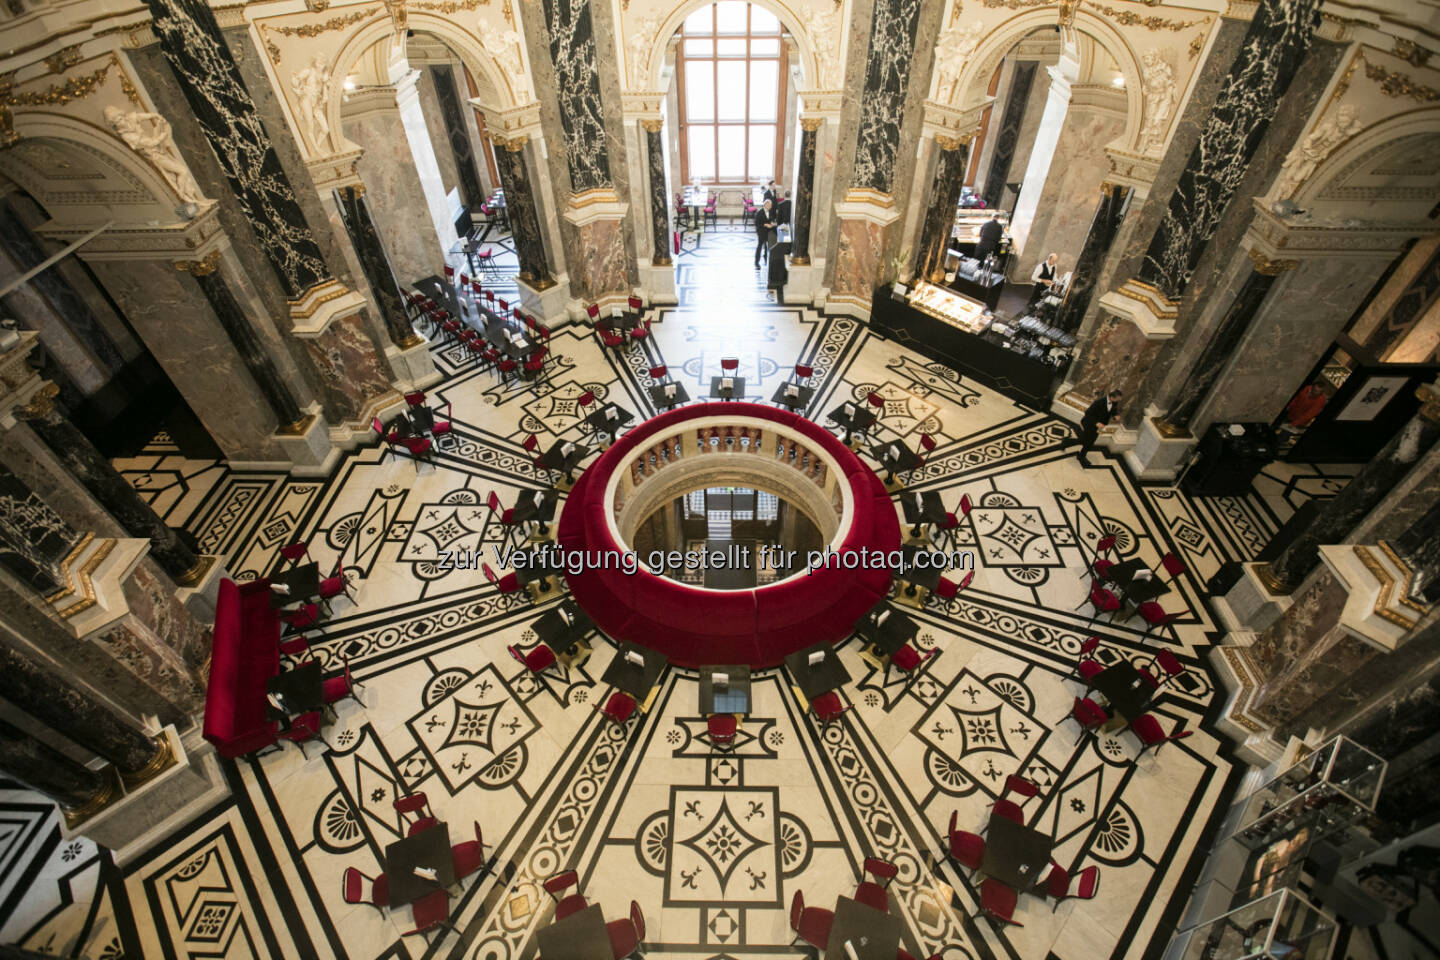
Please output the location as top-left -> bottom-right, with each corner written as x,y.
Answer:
754,200 -> 775,269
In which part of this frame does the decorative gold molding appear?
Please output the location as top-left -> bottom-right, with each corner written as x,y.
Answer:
396,332 -> 425,349
173,251 -> 222,276
800,117 -> 825,132
277,413 -> 316,436
492,133 -> 529,152
934,135 -> 963,152
265,6 -> 379,40
1417,381 -> 1440,423
1151,415 -> 1192,439
288,283 -> 348,318
1,53 -> 144,149
62,767 -> 121,829
1088,3 -> 1206,31
17,381 -> 59,419
1393,39 -> 1431,69
1358,51 -> 1440,103
1254,561 -> 1293,597
1113,279 -> 1179,319
119,734 -> 177,789
48,535 -> 118,621
1354,544 -> 1423,629
44,46 -> 84,75
1248,248 -> 1299,275
790,256 -> 811,266
1220,646 -> 1265,733
174,553 -> 215,588
639,118 -> 663,133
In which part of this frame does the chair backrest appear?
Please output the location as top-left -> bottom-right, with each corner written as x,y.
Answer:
867,391 -> 884,408
342,866 -> 365,904
649,365 -> 667,380
394,792 -> 429,814
960,493 -> 973,514
1004,774 -> 1039,799
483,563 -> 499,585
1080,636 -> 1101,655
1075,865 -> 1101,899
507,644 -> 527,666
720,356 -> 739,371
795,363 -> 813,379
628,295 -> 642,311
578,390 -> 595,407
543,870 -> 577,896
1131,713 -> 1165,744
790,890 -> 805,930
487,490 -> 502,514
863,856 -> 898,883
630,901 -> 645,940
280,542 -> 308,562
523,434 -> 539,453
959,570 -> 975,590
1097,534 -> 1117,552
1139,667 -> 1161,689
403,436 -> 429,454
920,433 -> 937,452
586,303 -> 600,318
1157,649 -> 1184,677
371,417 -> 385,437
404,391 -> 425,406
1161,552 -> 1184,576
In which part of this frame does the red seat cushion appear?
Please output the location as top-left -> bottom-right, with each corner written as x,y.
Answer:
992,799 -> 1024,824
854,881 -> 887,911
606,918 -> 639,957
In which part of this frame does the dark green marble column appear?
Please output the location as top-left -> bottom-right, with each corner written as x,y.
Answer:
915,136 -> 971,284
643,120 -> 671,267
336,185 -> 420,348
0,716 -> 116,813
790,119 -> 820,265
493,135 -> 553,288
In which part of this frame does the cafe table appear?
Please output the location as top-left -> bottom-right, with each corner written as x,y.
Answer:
268,562 -> 320,608
535,903 -> 611,960
710,376 -> 745,401
699,664 -> 752,715
860,604 -> 920,656
384,823 -> 455,907
899,490 -> 947,541
649,381 -> 690,409
536,439 -> 592,488
583,403 -> 634,447
1088,661 -> 1154,727
265,660 -> 322,721
532,601 -> 593,657
784,642 -> 851,701
511,488 -> 558,537
893,544 -> 945,599
770,381 -> 814,413
1107,557 -> 1171,605
825,896 -> 902,960
982,814 -> 1053,891
828,403 -> 877,447
870,438 -> 924,489
602,642 -> 669,702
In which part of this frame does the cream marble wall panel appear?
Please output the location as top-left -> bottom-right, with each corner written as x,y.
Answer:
345,105 -> 448,287
416,68 -> 464,201
303,311 -> 394,422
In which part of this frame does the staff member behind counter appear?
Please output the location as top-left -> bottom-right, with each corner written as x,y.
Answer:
1029,252 -> 1061,308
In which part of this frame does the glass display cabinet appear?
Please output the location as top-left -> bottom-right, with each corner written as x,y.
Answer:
1180,889 -> 1337,960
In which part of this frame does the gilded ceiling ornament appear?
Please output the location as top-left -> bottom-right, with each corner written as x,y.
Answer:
18,382 -> 60,419
267,7 -> 380,41
174,251 -> 223,276
1392,39 -> 1431,69
502,0 -> 514,26
1087,3 -> 1206,31
981,0 -> 1050,9
1361,55 -> 1440,103
44,47 -> 83,75
382,0 -> 409,30
1187,33 -> 1204,60
1247,248 -> 1298,275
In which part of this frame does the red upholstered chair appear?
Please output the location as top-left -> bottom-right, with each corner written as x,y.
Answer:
889,642 -> 935,683
1077,579 -> 1121,625
630,318 -> 651,345
866,390 -> 885,412
789,890 -> 834,949
1131,714 -> 1192,759
936,508 -> 961,549
600,326 -> 627,349
959,493 -> 974,517
989,775 -> 1039,829
648,364 -> 669,382
1047,863 -> 1100,910
318,562 -> 354,609
521,433 -> 549,484
508,642 -> 561,679
282,603 -> 321,635
394,792 -> 437,836
1077,658 -> 1106,689
981,877 -> 1023,927
321,656 -> 365,715
855,855 -> 897,911
720,356 -> 739,373
586,303 -> 600,321
707,713 -> 737,751
451,821 -> 486,882
1139,666 -> 1162,691
371,417 -> 401,462
277,634 -> 310,666
487,491 -> 523,545
598,691 -> 638,727
1137,602 -> 1180,643
277,710 -> 324,759
1065,696 -> 1108,736
544,870 -> 588,920
342,867 -> 389,915
402,436 -> 434,470
523,347 -> 549,383
628,295 -> 644,314
483,563 -> 522,594
430,403 -> 453,443
793,363 -> 814,386
1160,551 -> 1186,584
443,264 -> 455,283
605,900 -> 644,959
577,389 -> 596,414
919,433 -> 937,455
403,889 -> 455,940
810,690 -> 849,725
1155,649 -> 1187,688
1090,534 -> 1118,581
404,391 -> 426,407
947,810 -> 985,872
279,541 -> 310,568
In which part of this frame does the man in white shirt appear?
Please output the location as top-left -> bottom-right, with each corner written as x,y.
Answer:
1029,253 -> 1061,308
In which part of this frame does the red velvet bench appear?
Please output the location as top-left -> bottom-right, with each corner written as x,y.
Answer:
203,578 -> 283,758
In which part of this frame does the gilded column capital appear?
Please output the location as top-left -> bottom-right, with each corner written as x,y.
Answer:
1247,248 -> 1299,276
934,135 -> 963,152
173,250 -> 222,276
799,117 -> 825,132
16,381 -> 60,420
1417,381 -> 1440,424
492,134 -> 529,152
639,118 -> 663,133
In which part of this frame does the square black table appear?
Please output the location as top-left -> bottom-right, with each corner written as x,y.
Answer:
536,903 -> 611,960
649,382 -> 690,408
770,382 -> 814,412
415,275 -> 462,321
862,605 -> 920,655
870,439 -> 924,485
894,544 -> 945,595
265,660 -> 322,719
982,815 -> 1053,891
785,643 -> 851,700
268,562 -> 320,607
384,823 -> 455,907
408,405 -> 436,434
699,665 -> 752,714
828,403 -> 876,445
900,490 -> 947,539
583,403 -> 634,445
511,488 -> 558,532
710,376 -> 746,401
1108,557 -> 1171,605
825,896 -> 902,960
1089,661 -> 1153,724
509,548 -> 561,589
602,642 -> 669,700
532,601 -> 592,655
537,439 -> 592,485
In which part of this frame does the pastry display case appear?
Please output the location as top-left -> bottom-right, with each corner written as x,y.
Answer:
1180,889 -> 1336,960
906,281 -> 989,333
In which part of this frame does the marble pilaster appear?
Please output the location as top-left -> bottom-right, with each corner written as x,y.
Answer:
0,640 -> 165,776
1054,184 -> 1131,334
17,385 -> 205,585
430,65 -> 485,209
981,62 -> 1038,210
1260,380 -> 1440,593
541,0 -> 611,192
1009,62 -> 1075,264
0,715 -> 115,813
791,119 -> 821,265
1136,0 -> 1322,301
1393,500 -> 1440,604
493,135 -> 553,289
335,185 -> 420,349
142,0 -> 332,299
176,253 -> 305,431
0,461 -> 84,595
915,137 -> 971,284
643,121 -> 671,268
851,0 -> 925,194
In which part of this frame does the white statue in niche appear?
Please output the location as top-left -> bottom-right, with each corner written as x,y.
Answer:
1272,104 -> 1365,199
104,106 -> 204,204
291,54 -> 334,151
1139,49 -> 1175,154
933,20 -> 984,100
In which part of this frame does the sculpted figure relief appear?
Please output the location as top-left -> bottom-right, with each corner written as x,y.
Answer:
627,14 -> 663,89
1140,49 -> 1175,154
291,54 -> 334,152
1272,104 -> 1365,199
480,22 -> 530,99
104,106 -> 204,204
933,20 -> 985,100
800,6 -> 839,88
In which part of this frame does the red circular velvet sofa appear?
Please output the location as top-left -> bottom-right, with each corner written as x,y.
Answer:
557,401 -> 900,668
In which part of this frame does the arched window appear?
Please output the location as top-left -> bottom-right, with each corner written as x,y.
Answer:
676,1 -> 787,185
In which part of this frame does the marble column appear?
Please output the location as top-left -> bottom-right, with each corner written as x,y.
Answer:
430,65 -> 485,209
493,136 -> 553,288
335,185 -> 420,349
915,138 -> 971,284
643,121 -> 671,267
791,119 -> 821,265
175,253 -> 305,430
981,62 -> 1038,210
1259,380 -> 1440,593
1392,498 -> 1440,604
1155,251 -> 1294,433
541,0 -> 612,192
1054,183 -> 1131,334
0,716 -> 116,813
0,462 -> 84,596
0,641 -> 165,778
143,0 -> 332,300
852,0 -> 925,195
1137,0 -> 1321,301
17,385 -> 204,585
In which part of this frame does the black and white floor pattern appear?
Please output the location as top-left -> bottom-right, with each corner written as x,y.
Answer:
1,225 -> 1350,959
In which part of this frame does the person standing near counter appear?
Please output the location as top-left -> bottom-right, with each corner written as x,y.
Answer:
1029,253 -> 1061,308
773,188 -> 792,227
974,215 -> 1004,263
754,199 -> 776,270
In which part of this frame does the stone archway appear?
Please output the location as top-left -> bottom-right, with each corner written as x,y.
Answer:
632,0 -> 823,93
1293,107 -> 1440,217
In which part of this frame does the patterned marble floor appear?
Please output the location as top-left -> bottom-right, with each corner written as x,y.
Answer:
0,225 -> 1350,959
